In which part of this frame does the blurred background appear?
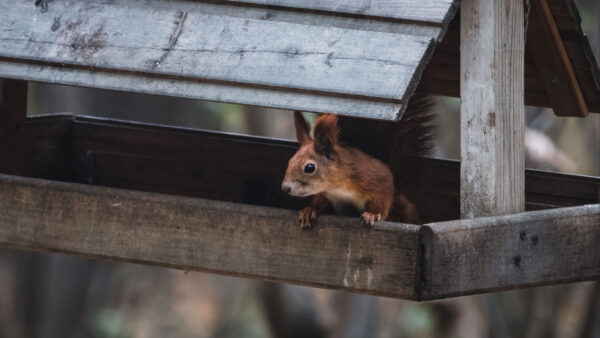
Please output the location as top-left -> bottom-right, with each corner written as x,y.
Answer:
1,0 -> 599,337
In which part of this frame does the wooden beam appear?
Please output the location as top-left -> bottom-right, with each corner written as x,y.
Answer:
421,204 -> 600,299
460,0 -> 525,218
0,174 -> 597,300
0,78 -> 27,174
527,0 -> 588,117
0,174 -> 423,300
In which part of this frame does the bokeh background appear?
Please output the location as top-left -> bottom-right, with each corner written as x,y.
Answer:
1,1 -> 599,337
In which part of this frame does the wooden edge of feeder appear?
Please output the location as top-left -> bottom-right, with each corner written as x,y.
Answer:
0,173 -> 598,300
0,173 -> 423,300
420,204 -> 600,300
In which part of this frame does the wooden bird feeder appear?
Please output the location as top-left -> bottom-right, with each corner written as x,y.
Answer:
0,0 -> 598,300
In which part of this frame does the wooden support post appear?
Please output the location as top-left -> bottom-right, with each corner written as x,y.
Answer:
0,79 -> 28,174
460,0 -> 525,218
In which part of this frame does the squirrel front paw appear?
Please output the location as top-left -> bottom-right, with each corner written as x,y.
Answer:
299,207 -> 318,229
360,212 -> 381,227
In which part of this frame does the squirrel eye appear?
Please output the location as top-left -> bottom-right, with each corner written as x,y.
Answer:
304,163 -> 316,173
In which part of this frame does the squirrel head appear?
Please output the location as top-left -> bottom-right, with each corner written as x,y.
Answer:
281,112 -> 340,197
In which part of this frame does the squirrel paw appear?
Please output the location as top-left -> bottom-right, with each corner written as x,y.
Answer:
299,207 -> 318,229
360,212 -> 381,227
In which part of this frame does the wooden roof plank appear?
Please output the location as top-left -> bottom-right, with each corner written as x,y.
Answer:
527,0 -> 589,117
0,0 -> 452,120
222,0 -> 458,24
0,58 -> 403,120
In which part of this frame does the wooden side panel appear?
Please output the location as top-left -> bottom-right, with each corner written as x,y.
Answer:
23,114 -> 75,181
423,204 -> 600,299
0,0 -> 442,120
0,79 -> 27,174
459,0 -> 525,218
0,174 -> 421,299
19,115 -> 599,224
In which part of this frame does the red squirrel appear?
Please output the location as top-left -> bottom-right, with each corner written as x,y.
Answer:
281,95 -> 434,228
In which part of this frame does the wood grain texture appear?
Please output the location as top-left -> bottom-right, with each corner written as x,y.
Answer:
222,0 -> 457,24
422,204 -> 600,299
0,173 -> 422,299
527,0 -> 588,117
23,115 -> 600,224
0,172 -> 596,300
0,79 -> 27,174
0,0 -> 445,120
460,0 -> 525,218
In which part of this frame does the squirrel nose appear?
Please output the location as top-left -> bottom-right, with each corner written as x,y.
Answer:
281,183 -> 291,194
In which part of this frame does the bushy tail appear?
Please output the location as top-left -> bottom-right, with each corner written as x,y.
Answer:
388,93 -> 436,194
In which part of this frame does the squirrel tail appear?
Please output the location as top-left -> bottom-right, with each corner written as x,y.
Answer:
388,93 -> 436,195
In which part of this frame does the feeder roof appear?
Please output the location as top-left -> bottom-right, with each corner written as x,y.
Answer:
0,0 -> 597,119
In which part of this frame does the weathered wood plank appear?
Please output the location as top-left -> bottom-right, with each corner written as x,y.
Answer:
0,173 -> 422,300
421,204 -> 600,299
0,60 -> 404,120
527,0 -> 588,117
0,0 -> 441,120
22,115 -> 600,224
223,0 -> 457,24
0,79 -> 27,175
460,0 -> 525,218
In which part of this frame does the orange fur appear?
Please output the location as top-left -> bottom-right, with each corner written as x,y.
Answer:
282,112 -> 421,228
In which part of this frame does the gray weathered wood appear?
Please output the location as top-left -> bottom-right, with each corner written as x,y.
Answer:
460,0 -> 525,218
0,0 -> 450,120
0,173 -> 597,300
421,204 -> 600,299
0,174 -> 422,299
222,0 -> 457,24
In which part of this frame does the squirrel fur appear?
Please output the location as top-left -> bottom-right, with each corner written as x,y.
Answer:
281,94 -> 434,228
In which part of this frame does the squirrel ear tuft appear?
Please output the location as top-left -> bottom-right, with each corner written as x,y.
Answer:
294,111 -> 312,145
313,114 -> 339,158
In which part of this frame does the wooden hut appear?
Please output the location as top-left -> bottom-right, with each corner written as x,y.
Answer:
0,0 -> 598,300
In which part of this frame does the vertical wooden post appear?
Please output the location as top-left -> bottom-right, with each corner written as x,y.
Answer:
460,0 -> 525,218
0,79 -> 28,175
